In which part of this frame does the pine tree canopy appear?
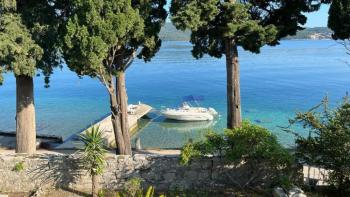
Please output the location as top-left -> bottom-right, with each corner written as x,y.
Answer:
0,0 -> 43,85
170,0 -> 324,58
328,0 -> 350,40
132,0 -> 167,61
17,0 -> 68,85
63,0 -> 167,78
0,0 -> 65,85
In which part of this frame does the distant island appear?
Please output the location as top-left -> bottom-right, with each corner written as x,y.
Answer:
159,23 -> 191,41
284,27 -> 333,40
159,23 -> 333,41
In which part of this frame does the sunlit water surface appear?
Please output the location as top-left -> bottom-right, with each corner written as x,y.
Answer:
1,40 -> 349,148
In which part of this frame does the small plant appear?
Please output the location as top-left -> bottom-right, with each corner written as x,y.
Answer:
12,161 -> 25,172
97,189 -> 105,197
80,126 -> 106,197
116,178 -> 165,197
124,178 -> 142,196
116,186 -> 160,197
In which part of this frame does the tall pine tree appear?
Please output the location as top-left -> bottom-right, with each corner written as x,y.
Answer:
171,0 -> 323,129
0,0 -> 63,153
62,0 -> 166,155
328,0 -> 350,55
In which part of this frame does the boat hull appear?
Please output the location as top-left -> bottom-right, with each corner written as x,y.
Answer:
162,111 -> 214,121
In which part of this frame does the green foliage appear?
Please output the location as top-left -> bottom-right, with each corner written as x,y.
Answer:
0,0 -> 66,86
0,66 -> 3,85
328,0 -> 350,55
180,122 -> 294,188
124,177 -> 142,197
18,0 -> 68,85
116,178 -> 164,197
0,2 -> 43,81
63,0 -> 143,76
181,122 -> 293,166
12,161 -> 24,172
63,0 -> 166,155
170,0 -> 323,58
63,0 -> 167,78
0,0 -> 16,12
289,96 -> 350,193
79,126 -> 106,176
328,0 -> 350,40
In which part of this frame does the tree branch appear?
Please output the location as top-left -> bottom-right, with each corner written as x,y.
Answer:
124,51 -> 137,70
97,64 -> 112,93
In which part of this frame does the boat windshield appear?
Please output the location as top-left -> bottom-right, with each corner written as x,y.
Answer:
181,102 -> 191,110
182,95 -> 204,106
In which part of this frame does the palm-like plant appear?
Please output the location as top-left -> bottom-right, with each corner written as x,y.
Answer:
116,186 -> 163,197
80,126 -> 106,197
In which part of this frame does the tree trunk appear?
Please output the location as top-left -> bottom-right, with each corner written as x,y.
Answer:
225,38 -> 242,129
92,174 -> 98,197
108,79 -> 125,154
16,75 -> 36,154
116,71 -> 132,155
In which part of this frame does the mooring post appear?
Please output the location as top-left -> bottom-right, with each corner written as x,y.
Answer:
135,137 -> 142,150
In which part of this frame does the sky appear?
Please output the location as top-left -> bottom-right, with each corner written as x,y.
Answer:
305,5 -> 330,27
165,3 -> 330,28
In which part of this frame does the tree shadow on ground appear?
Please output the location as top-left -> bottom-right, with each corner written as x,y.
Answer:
28,153 -> 90,196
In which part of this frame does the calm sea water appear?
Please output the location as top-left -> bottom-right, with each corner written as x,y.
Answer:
0,40 -> 349,148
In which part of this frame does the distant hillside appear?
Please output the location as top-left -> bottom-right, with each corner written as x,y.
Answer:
160,23 -> 333,41
159,23 -> 191,41
285,27 -> 333,40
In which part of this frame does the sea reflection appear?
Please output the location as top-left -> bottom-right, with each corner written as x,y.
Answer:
140,110 -> 217,132
159,119 -> 217,132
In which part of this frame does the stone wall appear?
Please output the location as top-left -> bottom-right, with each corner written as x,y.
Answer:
0,152 -> 269,193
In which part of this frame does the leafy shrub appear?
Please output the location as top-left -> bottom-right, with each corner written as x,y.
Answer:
288,96 -> 350,194
123,178 -> 142,197
116,178 -> 165,197
180,121 -> 295,189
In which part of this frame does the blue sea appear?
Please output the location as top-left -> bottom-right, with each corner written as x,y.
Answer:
1,40 -> 349,149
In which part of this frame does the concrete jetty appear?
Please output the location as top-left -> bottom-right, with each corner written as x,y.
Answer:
82,103 -> 152,147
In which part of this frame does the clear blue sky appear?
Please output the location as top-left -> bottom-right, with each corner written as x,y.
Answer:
165,3 -> 330,28
305,5 -> 330,27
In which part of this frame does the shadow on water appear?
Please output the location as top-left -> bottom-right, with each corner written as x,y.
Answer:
139,110 -> 217,133
131,110 -> 221,149
159,120 -> 217,132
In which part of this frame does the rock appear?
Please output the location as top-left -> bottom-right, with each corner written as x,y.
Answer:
163,172 -> 176,181
272,187 -> 287,197
288,186 -> 307,197
292,194 -> 307,197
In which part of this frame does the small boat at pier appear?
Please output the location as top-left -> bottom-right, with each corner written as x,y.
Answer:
162,101 -> 218,121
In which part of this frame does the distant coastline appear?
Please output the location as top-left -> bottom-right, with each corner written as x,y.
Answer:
160,23 -> 333,41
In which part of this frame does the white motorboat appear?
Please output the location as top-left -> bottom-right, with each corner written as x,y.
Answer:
161,102 -> 218,121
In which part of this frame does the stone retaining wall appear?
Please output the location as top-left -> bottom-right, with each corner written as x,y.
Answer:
0,153 -> 270,193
